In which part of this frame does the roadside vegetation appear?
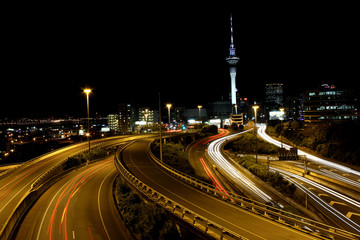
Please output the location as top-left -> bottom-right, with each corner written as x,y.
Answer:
224,133 -> 305,210
152,142 -> 195,176
235,155 -> 296,197
195,124 -> 218,139
266,120 -> 360,165
65,147 -> 113,169
114,176 -> 181,240
225,132 -> 279,154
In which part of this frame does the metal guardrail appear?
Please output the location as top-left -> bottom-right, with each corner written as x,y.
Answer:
146,141 -> 360,240
114,142 -> 247,240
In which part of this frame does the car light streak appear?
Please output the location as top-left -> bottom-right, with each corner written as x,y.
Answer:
199,157 -> 229,196
191,129 -> 229,149
258,125 -> 360,178
271,167 -> 360,233
320,169 -> 360,189
295,165 -> 360,189
47,159 -> 112,240
207,130 -> 273,203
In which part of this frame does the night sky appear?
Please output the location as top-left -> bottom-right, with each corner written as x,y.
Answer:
1,4 -> 359,118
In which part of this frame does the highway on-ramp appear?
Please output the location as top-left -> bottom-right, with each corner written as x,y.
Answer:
120,138 -> 319,240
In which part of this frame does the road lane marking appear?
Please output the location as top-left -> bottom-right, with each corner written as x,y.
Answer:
329,201 -> 347,207
318,193 -> 329,197
98,169 -> 114,240
37,177 -> 74,240
72,230 -> 76,239
346,212 -> 360,219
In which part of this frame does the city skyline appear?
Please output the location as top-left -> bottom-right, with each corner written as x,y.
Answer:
1,5 -> 358,118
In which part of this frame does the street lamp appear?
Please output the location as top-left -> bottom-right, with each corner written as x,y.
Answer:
279,107 -> 285,148
252,105 -> 259,134
84,89 -> 92,155
197,105 -> 202,120
166,103 -> 172,131
252,105 -> 259,163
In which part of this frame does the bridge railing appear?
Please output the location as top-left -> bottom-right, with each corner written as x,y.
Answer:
147,140 -> 360,240
114,141 -> 248,240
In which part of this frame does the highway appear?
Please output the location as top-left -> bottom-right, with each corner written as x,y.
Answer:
256,125 -> 360,234
272,166 -> 360,233
257,124 -> 360,178
0,134 -> 155,238
206,130 -> 278,205
13,157 -> 133,240
187,129 -> 232,196
120,138 -> 320,240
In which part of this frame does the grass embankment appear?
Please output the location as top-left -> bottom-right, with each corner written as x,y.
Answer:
236,155 -> 296,198
152,142 -> 194,176
65,147 -> 113,169
225,132 -> 279,154
114,177 -> 181,240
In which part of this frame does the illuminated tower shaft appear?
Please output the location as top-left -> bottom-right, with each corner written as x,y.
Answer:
230,66 -> 237,105
226,14 -> 239,112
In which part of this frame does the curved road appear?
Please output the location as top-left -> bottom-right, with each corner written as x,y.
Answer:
187,129 -> 232,195
257,125 -> 360,234
121,138 -> 319,240
0,134 -> 155,237
14,157 -> 133,240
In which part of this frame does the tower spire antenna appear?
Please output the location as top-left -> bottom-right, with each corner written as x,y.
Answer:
230,13 -> 234,49
229,13 -> 236,57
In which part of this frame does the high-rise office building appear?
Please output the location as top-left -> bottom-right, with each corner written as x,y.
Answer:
265,83 -> 284,107
118,103 -> 134,133
302,84 -> 359,124
107,114 -> 119,132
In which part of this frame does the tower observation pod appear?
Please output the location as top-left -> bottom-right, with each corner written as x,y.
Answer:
226,14 -> 243,125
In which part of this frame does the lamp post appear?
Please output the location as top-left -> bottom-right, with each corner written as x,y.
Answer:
252,105 -> 259,134
252,105 -> 259,163
158,93 -> 163,161
279,107 -> 285,148
166,103 -> 172,131
197,105 -> 202,120
84,89 -> 91,155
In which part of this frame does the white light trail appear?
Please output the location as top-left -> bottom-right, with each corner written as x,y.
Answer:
207,130 -> 273,203
295,165 -> 360,189
257,125 -> 360,178
320,169 -> 360,189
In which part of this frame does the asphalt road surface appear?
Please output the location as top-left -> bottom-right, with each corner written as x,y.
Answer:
0,134 -> 155,238
121,138 -> 319,240
14,157 -> 133,240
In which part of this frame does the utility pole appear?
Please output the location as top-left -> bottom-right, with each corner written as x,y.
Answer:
158,92 -> 163,161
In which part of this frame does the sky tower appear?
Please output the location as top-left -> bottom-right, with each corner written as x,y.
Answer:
226,14 -> 239,114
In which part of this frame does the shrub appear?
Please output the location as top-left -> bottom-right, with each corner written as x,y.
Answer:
236,156 -> 296,197
114,177 -> 181,239
227,133 -> 279,154
152,142 -> 195,176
